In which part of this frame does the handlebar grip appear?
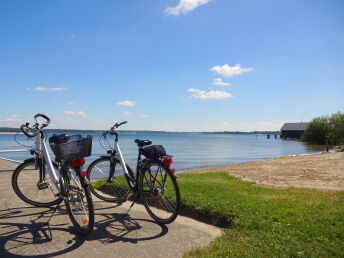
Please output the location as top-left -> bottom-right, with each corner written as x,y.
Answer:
115,121 -> 128,128
34,113 -> 51,125
20,124 -> 36,138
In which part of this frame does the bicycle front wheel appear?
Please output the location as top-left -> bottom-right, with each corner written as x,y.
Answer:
139,161 -> 180,224
87,156 -> 134,202
12,158 -> 62,207
63,168 -> 94,235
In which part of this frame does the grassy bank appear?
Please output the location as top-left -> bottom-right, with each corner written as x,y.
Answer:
178,172 -> 344,257
93,172 -> 344,256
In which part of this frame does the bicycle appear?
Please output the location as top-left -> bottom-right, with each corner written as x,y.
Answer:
11,113 -> 94,235
87,121 -> 180,224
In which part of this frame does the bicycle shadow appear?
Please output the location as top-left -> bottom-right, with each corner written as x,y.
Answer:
88,203 -> 168,244
0,201 -> 168,257
0,205 -> 84,257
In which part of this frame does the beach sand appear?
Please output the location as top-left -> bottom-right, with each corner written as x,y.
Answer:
186,152 -> 344,191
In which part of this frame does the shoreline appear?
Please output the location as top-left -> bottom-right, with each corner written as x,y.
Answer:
184,151 -> 344,191
1,151 -> 342,191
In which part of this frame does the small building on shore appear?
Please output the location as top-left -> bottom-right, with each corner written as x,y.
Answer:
280,122 -> 308,139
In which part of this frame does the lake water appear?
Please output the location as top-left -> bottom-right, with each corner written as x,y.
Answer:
0,132 -> 323,171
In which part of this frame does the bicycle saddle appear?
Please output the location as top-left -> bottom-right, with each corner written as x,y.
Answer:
135,139 -> 152,147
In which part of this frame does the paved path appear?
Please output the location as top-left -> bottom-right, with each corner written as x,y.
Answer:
0,160 -> 221,257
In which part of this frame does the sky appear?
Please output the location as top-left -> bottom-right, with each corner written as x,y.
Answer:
0,0 -> 343,132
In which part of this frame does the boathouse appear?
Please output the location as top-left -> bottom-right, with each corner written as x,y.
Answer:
280,122 -> 308,139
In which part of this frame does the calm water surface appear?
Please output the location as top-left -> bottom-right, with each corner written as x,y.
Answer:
0,132 -> 323,171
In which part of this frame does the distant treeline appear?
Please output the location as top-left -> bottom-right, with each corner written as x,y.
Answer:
0,127 -> 280,135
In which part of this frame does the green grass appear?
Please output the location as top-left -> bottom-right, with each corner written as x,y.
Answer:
178,172 -> 344,257
92,172 -> 344,256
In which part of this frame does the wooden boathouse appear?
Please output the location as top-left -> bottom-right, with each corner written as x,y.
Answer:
280,122 -> 308,140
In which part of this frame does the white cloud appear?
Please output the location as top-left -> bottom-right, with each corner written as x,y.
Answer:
67,101 -> 76,105
64,111 -> 75,116
77,111 -> 87,117
0,115 -> 25,127
188,88 -> 233,99
213,78 -> 231,86
29,87 -> 67,92
140,114 -> 148,118
4,115 -> 24,123
64,110 -> 87,117
211,64 -> 254,77
165,0 -> 212,16
117,100 -> 136,107
124,112 -> 131,116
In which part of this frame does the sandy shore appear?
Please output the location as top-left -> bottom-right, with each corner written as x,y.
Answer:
186,152 -> 344,191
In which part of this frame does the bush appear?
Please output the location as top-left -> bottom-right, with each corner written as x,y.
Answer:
301,112 -> 344,145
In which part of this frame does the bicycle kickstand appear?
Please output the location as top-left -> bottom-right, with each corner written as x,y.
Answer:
45,201 -> 62,225
122,195 -> 138,219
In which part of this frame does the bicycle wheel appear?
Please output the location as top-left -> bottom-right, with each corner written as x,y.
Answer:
139,161 -> 180,224
87,156 -> 134,202
63,168 -> 94,235
12,158 -> 62,207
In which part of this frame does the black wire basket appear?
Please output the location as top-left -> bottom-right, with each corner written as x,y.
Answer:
49,135 -> 92,161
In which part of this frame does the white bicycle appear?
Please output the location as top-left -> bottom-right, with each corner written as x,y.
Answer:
11,113 -> 94,235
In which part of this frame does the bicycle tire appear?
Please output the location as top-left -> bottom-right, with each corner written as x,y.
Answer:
11,158 -> 62,207
87,156 -> 134,202
139,161 -> 180,224
63,168 -> 94,235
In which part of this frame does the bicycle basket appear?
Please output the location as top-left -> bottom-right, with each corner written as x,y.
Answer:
141,145 -> 166,160
49,134 -> 92,161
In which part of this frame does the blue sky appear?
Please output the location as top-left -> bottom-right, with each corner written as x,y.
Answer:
0,0 -> 343,131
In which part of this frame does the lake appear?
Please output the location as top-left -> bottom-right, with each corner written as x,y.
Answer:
0,131 -> 323,171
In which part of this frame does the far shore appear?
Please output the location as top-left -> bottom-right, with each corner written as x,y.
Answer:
186,151 -> 344,191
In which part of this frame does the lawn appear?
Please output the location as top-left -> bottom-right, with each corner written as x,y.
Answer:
93,172 -> 344,257
179,172 -> 344,257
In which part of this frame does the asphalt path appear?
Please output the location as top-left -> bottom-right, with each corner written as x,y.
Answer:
0,160 -> 221,258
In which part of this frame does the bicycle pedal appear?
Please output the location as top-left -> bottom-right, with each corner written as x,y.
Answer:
37,182 -> 48,190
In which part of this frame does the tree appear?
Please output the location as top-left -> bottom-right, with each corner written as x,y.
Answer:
301,112 -> 344,145
301,116 -> 329,144
328,112 -> 344,145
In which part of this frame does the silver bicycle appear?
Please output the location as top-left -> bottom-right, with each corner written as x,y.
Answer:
11,113 -> 94,235
87,121 -> 180,224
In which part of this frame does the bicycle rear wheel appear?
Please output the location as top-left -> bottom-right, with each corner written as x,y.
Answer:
12,158 -> 62,207
139,161 -> 180,224
63,168 -> 94,235
87,156 -> 134,202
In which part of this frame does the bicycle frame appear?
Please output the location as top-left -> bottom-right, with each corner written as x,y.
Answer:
113,140 -> 137,189
34,132 -> 61,192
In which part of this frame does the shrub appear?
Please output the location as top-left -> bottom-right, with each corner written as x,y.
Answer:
301,112 -> 344,145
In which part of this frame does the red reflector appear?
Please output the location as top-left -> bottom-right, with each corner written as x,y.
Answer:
72,158 -> 85,167
80,171 -> 87,177
163,157 -> 173,165
170,168 -> 176,173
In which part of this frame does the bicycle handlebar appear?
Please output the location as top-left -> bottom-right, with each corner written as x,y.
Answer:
34,113 -> 51,128
102,121 -> 128,137
20,113 -> 51,138
114,121 -> 127,129
20,123 -> 37,138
